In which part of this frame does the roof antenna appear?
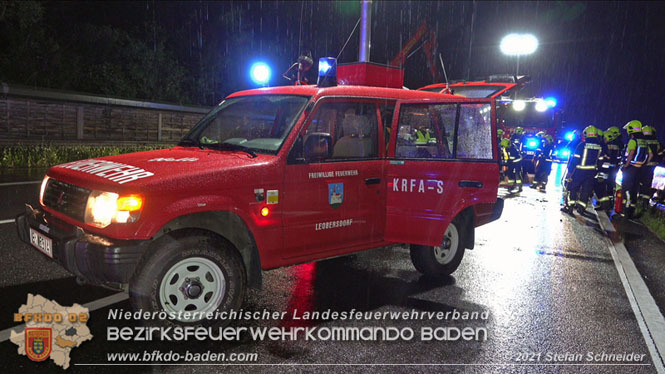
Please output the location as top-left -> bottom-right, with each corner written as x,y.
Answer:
438,53 -> 451,94
336,17 -> 361,61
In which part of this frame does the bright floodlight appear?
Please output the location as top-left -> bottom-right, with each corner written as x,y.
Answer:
512,100 -> 526,111
535,100 -> 548,112
500,34 -> 538,56
250,62 -> 271,85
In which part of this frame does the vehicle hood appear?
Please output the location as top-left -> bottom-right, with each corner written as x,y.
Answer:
46,147 -> 274,193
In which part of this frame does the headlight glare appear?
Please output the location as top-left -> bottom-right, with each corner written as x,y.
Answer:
84,192 -> 143,228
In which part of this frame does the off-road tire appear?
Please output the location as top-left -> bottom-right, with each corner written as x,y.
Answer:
130,232 -> 246,328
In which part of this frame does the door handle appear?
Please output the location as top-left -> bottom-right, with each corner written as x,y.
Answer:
459,180 -> 483,188
365,177 -> 381,185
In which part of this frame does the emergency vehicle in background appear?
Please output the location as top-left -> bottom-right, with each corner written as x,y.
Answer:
16,58 -> 504,326
420,76 -> 563,174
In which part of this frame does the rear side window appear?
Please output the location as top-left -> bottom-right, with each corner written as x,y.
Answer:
395,104 -> 456,159
394,102 -> 493,160
457,104 -> 492,160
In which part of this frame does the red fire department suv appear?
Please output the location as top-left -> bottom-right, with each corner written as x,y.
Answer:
17,61 -> 503,325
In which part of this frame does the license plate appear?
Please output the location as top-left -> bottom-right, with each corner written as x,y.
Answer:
29,228 -> 53,258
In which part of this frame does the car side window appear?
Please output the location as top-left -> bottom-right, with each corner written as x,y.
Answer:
395,104 -> 456,159
457,104 -> 493,159
304,101 -> 379,161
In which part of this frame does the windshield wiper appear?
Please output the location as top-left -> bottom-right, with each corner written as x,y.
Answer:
203,142 -> 258,158
178,138 -> 203,149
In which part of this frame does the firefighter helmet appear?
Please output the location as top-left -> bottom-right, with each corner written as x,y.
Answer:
500,138 -> 510,148
606,126 -> 620,138
583,125 -> 600,138
545,135 -> 553,144
497,129 -> 504,137
514,127 -> 525,135
535,131 -> 546,138
623,120 -> 643,134
604,129 -> 618,142
642,125 -> 654,136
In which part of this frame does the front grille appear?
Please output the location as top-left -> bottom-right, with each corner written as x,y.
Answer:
43,179 -> 91,222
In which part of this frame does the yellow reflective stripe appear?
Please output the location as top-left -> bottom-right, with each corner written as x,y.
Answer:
581,147 -> 588,165
576,165 -> 596,170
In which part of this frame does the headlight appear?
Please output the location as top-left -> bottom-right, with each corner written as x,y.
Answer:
39,176 -> 50,206
84,191 -> 143,228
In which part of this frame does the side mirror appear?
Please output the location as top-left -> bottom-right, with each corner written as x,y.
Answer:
304,132 -> 332,162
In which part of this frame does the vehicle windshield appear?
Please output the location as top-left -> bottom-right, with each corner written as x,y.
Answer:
448,85 -> 506,98
180,95 -> 310,153
498,104 -> 555,129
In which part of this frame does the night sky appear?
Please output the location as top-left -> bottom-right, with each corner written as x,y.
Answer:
2,1 -> 664,138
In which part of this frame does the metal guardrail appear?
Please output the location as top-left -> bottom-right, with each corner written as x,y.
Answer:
1,82 -> 211,114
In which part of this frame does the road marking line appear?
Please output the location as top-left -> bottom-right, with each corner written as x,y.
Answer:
595,209 -> 665,374
0,219 -> 15,225
0,291 -> 128,343
0,181 -> 41,187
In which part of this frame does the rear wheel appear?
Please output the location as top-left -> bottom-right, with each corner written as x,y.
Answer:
410,219 -> 465,277
130,233 -> 246,327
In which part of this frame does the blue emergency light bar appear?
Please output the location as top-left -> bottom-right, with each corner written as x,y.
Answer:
317,57 -> 337,87
565,132 -> 575,141
525,137 -> 539,150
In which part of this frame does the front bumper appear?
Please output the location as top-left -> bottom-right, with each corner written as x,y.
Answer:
16,205 -> 150,290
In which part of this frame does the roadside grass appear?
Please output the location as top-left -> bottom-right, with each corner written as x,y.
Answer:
640,208 -> 665,242
0,144 -> 170,168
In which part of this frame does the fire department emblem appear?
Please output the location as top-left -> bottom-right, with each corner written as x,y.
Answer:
25,328 -> 52,362
328,183 -> 344,209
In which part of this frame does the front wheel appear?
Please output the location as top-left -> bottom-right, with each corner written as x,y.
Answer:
410,219 -> 465,277
130,233 -> 246,327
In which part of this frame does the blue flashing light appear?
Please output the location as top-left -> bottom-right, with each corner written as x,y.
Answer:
565,131 -> 575,141
319,60 -> 332,74
545,97 -> 557,108
250,62 -> 271,85
317,57 -> 337,87
525,137 -> 539,150
561,149 -> 570,157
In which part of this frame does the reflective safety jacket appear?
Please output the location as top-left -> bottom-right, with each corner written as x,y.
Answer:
415,129 -> 437,145
624,134 -> 651,167
535,143 -> 554,163
645,135 -> 662,166
506,143 -> 522,165
605,138 -> 623,167
510,134 -> 523,152
569,138 -> 605,171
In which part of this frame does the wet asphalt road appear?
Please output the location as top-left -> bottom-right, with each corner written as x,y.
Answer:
0,164 -> 659,373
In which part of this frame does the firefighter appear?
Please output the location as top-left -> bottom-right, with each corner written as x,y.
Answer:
509,127 -> 525,191
621,120 -> 653,218
594,126 -> 622,210
639,125 -> 661,208
562,125 -> 604,215
503,138 -> 523,192
511,127 -> 525,151
533,134 -> 554,191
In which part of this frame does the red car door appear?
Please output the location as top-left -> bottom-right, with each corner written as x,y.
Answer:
384,98 -> 499,247
281,99 -> 385,262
